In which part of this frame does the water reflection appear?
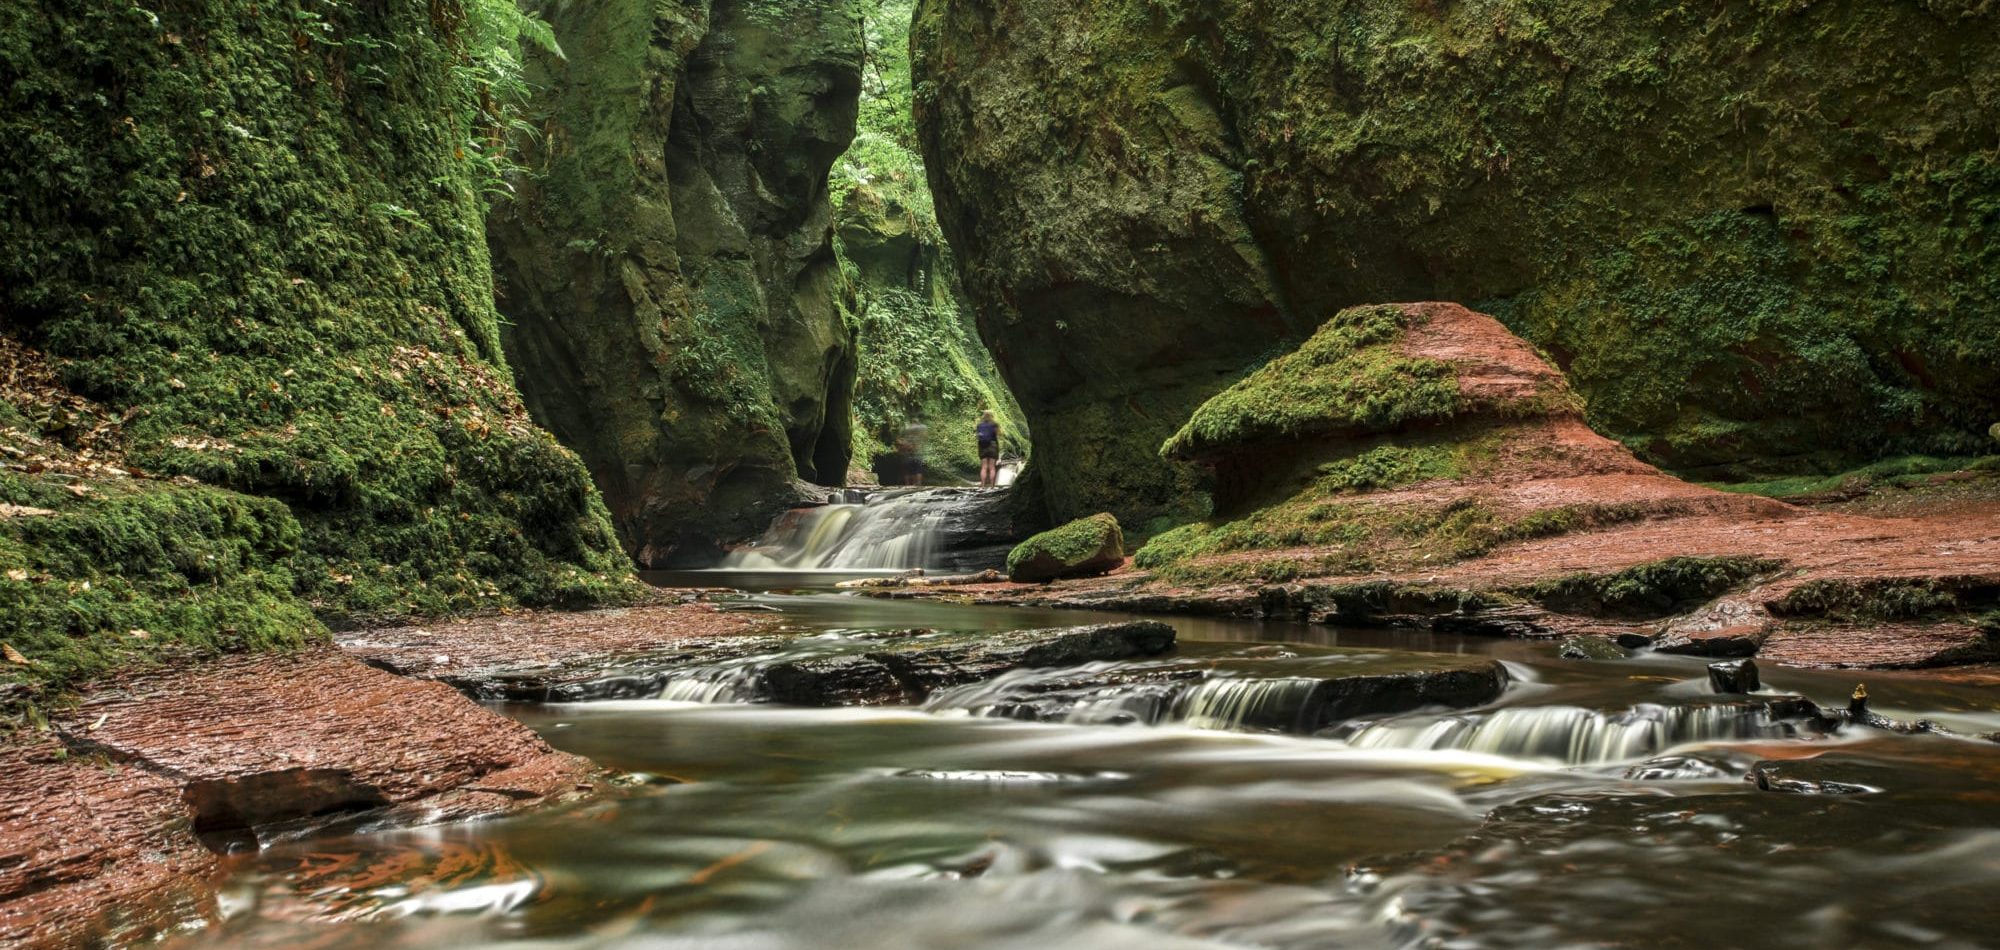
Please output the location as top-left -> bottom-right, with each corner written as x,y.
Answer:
181,593 -> 2000,949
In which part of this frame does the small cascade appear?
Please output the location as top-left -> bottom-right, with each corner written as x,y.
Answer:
1335,703 -> 1814,766
656,665 -> 766,704
1168,677 -> 1330,732
926,668 -> 1337,733
722,489 -> 1007,572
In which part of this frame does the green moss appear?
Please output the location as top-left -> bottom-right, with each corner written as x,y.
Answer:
0,471 -> 318,704
914,0 -> 2000,513
489,0 -> 867,556
1165,305 -> 1459,460
836,0 -> 1028,485
1771,578 -> 1995,622
0,0 -> 640,705
1006,512 -> 1124,580
1518,557 -> 1781,619
1704,454 -> 2000,499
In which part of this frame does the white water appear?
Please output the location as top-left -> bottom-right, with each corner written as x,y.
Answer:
1339,703 -> 1808,765
723,491 -> 966,571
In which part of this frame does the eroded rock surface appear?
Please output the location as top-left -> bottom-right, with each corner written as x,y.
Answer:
914,0 -> 2000,525
0,649 -> 596,948
490,0 -> 866,564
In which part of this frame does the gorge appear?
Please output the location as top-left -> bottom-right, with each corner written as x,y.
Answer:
1,0 -> 1998,946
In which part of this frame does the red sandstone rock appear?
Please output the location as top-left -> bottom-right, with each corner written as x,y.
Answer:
0,647 -> 598,948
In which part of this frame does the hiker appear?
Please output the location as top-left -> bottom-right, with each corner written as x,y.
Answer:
897,421 -> 929,486
975,410 -> 1001,488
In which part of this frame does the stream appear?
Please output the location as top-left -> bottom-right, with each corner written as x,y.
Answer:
183,586 -> 2000,949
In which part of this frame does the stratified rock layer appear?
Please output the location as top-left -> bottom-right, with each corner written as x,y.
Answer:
490,0 -> 865,565
913,0 -> 2000,526
0,649 -> 597,948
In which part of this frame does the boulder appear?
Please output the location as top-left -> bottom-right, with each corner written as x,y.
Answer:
1707,659 -> 1762,694
1007,513 -> 1126,583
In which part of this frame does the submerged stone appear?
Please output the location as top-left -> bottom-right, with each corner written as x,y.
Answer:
1559,636 -> 1630,661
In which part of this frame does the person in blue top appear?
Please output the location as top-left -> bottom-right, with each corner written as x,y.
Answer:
975,410 -> 1002,488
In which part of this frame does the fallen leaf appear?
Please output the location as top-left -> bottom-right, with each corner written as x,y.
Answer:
5,570 -> 26,582
2,644 -> 27,666
128,628 -> 150,639
0,504 -> 56,519
87,714 -> 107,732
65,484 -> 92,497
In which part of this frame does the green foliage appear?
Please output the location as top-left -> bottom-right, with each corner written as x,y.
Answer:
0,0 -> 639,704
1520,557 -> 1781,619
1705,454 -> 2000,499
1164,306 -> 1459,460
1772,578 -> 1992,622
445,0 -> 565,204
838,0 -> 1028,484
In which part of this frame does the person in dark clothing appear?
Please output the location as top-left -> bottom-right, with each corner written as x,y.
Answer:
975,410 -> 1001,488
897,422 -> 929,486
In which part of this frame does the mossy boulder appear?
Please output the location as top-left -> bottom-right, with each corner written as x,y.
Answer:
914,0 -> 2000,526
1007,513 -> 1126,583
0,0 -> 636,702
488,0 -> 866,564
1130,304 -> 1787,586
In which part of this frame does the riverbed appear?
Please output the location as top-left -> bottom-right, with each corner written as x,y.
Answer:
181,586 -> 2000,948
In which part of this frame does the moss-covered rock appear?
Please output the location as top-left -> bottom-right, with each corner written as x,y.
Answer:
488,0 -> 865,564
1007,513 -> 1125,583
1131,303 -> 1785,585
914,0 -> 2000,525
0,0 -> 637,702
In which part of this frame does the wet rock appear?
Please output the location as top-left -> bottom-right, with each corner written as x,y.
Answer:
1559,636 -> 1629,661
339,605 -> 784,703
1007,514 -> 1126,583
1757,622 -> 2000,670
935,647 -> 1508,734
1707,659 -> 1762,694
488,0 -> 866,562
764,621 -> 1178,706
4,648 -> 597,947
1653,625 -> 1767,658
1750,759 -> 1887,796
1624,754 -> 1737,782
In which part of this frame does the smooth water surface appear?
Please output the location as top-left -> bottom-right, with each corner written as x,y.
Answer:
184,585 -> 2000,949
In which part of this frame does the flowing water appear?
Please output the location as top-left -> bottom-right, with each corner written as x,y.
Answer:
719,489 -> 1005,573
183,586 -> 2000,949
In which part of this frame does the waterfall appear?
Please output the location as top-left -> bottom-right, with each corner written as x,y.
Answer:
1335,703 -> 1813,765
656,665 -> 766,703
1170,677 -> 1329,732
722,489 -> 1006,572
926,668 -> 1337,733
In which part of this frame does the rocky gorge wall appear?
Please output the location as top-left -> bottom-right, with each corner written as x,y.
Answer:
835,0 -> 1027,486
488,0 -> 865,565
912,0 -> 2000,531
0,0 -> 635,704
